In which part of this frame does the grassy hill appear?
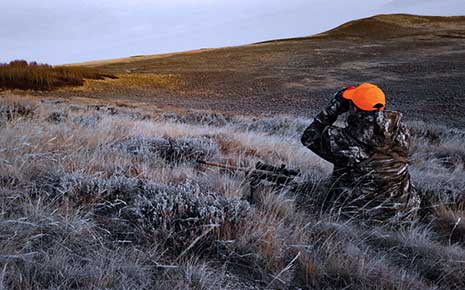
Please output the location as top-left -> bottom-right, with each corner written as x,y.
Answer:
44,14 -> 465,127
317,14 -> 465,39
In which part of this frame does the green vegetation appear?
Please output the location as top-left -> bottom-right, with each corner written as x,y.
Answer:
0,60 -> 116,90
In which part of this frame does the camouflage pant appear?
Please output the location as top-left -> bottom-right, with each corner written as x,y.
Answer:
326,186 -> 421,226
294,179 -> 421,226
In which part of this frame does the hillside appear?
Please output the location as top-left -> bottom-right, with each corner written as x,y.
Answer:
317,14 -> 465,39
41,14 -> 465,127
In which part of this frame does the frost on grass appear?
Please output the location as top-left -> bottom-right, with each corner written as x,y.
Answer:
129,180 -> 250,251
31,173 -> 249,252
0,95 -> 36,123
45,111 -> 68,123
0,200 -> 224,290
238,116 -> 309,138
158,110 -> 310,138
160,111 -> 235,127
114,135 -> 220,163
2,97 -> 465,289
409,121 -> 465,208
72,114 -> 101,127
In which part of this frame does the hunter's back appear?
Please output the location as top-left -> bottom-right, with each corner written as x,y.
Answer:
338,111 -> 410,189
331,110 -> 418,221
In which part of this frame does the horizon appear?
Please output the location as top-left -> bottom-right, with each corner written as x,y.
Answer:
2,0 -> 465,65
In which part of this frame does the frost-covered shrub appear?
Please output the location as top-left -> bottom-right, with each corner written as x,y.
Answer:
115,135 -> 219,163
72,114 -> 101,127
129,180 -> 250,251
0,98 -> 35,122
0,204 -> 157,290
46,111 -> 68,123
128,112 -> 152,120
31,173 -> 142,204
160,111 -> 235,127
31,173 -> 250,252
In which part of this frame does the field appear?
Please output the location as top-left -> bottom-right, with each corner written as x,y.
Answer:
1,13 -> 465,290
40,14 -> 465,128
1,93 -> 465,289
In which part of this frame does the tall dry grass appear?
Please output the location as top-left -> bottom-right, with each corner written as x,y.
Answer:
0,60 -> 116,91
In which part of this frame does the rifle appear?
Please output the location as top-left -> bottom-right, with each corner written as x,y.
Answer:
197,160 -> 300,201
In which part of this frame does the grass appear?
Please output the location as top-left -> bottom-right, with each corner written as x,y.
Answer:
0,93 -> 465,289
318,14 -> 465,40
68,73 -> 185,93
0,60 -> 116,91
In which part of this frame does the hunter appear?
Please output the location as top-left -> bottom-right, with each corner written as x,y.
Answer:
301,83 -> 420,224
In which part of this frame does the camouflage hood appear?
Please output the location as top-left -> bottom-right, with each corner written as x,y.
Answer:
346,110 -> 404,148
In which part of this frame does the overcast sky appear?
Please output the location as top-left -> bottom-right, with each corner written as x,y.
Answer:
1,0 -> 464,65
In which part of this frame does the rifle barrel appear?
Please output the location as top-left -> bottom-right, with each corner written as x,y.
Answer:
197,160 -> 296,184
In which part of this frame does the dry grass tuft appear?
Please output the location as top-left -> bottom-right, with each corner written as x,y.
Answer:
432,206 -> 465,244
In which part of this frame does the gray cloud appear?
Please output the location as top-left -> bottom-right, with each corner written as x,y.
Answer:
1,0 -> 463,64
384,0 -> 465,14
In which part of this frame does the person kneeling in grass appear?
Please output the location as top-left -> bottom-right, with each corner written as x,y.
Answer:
301,83 -> 420,224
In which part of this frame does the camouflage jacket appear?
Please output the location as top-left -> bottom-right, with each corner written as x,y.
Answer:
301,97 -> 420,224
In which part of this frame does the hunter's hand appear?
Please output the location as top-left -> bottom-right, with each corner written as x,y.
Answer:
313,87 -> 351,126
331,87 -> 351,115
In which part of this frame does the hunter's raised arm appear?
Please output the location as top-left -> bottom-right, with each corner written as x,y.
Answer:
301,88 -> 350,164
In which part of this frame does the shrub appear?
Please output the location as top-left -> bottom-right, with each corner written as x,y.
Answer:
45,111 -> 68,123
0,199 -> 223,290
114,135 -> 219,164
72,114 -> 101,127
129,180 -> 250,252
0,95 -> 36,122
0,60 -> 117,90
160,111 -> 235,127
31,173 -> 250,253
